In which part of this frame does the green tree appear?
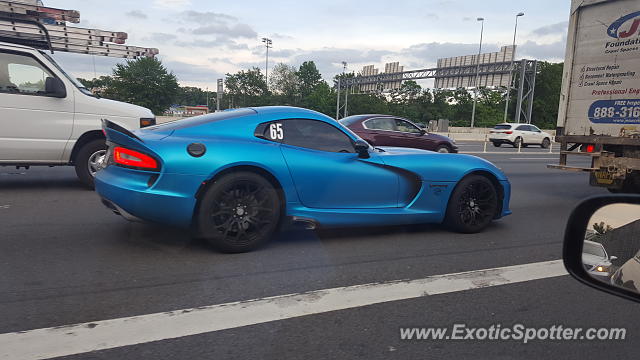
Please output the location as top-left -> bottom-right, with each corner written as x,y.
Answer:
593,222 -> 613,235
297,61 -> 322,98
269,63 -> 300,105
225,67 -> 268,108
532,61 -> 563,129
175,86 -> 212,107
102,57 -> 179,115
304,81 -> 334,116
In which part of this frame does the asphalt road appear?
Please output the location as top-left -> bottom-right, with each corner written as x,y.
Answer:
1,146 -> 637,360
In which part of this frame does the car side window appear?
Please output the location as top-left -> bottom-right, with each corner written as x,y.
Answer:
0,52 -> 56,95
395,119 -> 422,134
515,125 -> 530,131
282,119 -> 355,153
365,118 -> 395,131
530,125 -> 542,133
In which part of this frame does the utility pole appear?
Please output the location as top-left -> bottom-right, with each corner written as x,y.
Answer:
261,37 -> 272,90
503,12 -> 524,122
336,61 -> 347,120
470,17 -> 484,128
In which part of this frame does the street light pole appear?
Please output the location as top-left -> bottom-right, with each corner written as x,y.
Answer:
503,12 -> 524,123
261,37 -> 272,90
470,17 -> 484,129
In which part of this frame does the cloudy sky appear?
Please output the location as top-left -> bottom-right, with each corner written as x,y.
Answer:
48,0 -> 570,89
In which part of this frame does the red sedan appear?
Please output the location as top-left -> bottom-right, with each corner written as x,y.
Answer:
339,114 -> 458,153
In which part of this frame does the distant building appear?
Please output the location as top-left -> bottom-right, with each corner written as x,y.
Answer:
165,105 -> 209,117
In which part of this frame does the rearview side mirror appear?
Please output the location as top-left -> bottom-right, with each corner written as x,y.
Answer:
354,140 -> 370,159
45,77 -> 66,98
563,195 -> 640,303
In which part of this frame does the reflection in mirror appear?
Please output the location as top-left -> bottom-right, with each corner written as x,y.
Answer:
583,204 -> 640,294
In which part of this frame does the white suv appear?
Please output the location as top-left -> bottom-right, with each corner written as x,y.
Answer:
489,123 -> 551,149
0,42 -> 155,187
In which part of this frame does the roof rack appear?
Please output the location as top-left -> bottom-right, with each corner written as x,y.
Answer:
0,0 -> 158,58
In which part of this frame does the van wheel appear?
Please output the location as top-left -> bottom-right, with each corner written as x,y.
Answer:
196,172 -> 281,253
74,139 -> 106,189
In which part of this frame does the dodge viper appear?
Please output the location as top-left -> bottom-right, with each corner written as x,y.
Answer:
95,106 -> 511,252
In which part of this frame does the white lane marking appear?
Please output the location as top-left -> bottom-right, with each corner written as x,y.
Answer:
507,157 -> 560,160
0,205 -> 10,209
0,260 -> 566,360
461,151 -> 558,155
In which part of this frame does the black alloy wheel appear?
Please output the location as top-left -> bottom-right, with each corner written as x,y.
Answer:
197,172 -> 280,252
445,175 -> 498,233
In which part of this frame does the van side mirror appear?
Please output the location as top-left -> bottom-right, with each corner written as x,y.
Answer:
563,195 -> 640,303
354,140 -> 370,158
45,77 -> 66,98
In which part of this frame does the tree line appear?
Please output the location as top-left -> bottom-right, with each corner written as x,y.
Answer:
78,57 -> 563,129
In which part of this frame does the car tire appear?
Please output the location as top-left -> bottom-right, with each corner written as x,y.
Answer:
196,171 -> 281,253
74,138 -> 107,189
435,144 -> 451,153
492,142 -> 501,147
541,138 -> 551,149
512,137 -> 523,148
444,175 -> 498,233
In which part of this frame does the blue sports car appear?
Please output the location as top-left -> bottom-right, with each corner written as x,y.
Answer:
95,106 -> 511,252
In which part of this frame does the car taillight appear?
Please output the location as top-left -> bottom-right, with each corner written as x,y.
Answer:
504,131 -> 513,134
585,144 -> 595,153
140,118 -> 156,128
113,146 -> 159,171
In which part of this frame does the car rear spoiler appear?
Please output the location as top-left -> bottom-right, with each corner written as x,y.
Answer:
102,119 -> 142,142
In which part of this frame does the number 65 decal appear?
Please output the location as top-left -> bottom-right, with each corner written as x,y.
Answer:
269,123 -> 284,140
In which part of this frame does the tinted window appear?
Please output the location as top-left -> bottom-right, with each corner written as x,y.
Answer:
365,118 -> 395,131
395,119 -> 421,134
283,119 -> 354,153
530,125 -> 542,132
493,124 -> 512,130
515,125 -> 530,131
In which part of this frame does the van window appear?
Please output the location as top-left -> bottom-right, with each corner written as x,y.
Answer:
0,52 -> 55,95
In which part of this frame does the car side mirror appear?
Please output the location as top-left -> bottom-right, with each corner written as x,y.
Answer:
419,127 -> 427,135
45,77 -> 66,98
563,195 -> 640,303
354,140 -> 370,158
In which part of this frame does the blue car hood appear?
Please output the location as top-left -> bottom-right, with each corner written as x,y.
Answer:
375,147 -> 507,182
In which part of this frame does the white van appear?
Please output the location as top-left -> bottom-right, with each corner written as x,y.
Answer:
0,41 -> 155,187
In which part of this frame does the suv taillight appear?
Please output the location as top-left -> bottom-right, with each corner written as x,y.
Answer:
504,131 -> 513,134
113,146 -> 159,171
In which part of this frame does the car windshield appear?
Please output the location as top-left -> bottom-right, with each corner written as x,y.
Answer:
584,242 -> 606,258
39,51 -> 96,97
493,124 -> 512,130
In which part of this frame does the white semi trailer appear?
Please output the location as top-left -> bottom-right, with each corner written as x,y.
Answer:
550,0 -> 640,193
